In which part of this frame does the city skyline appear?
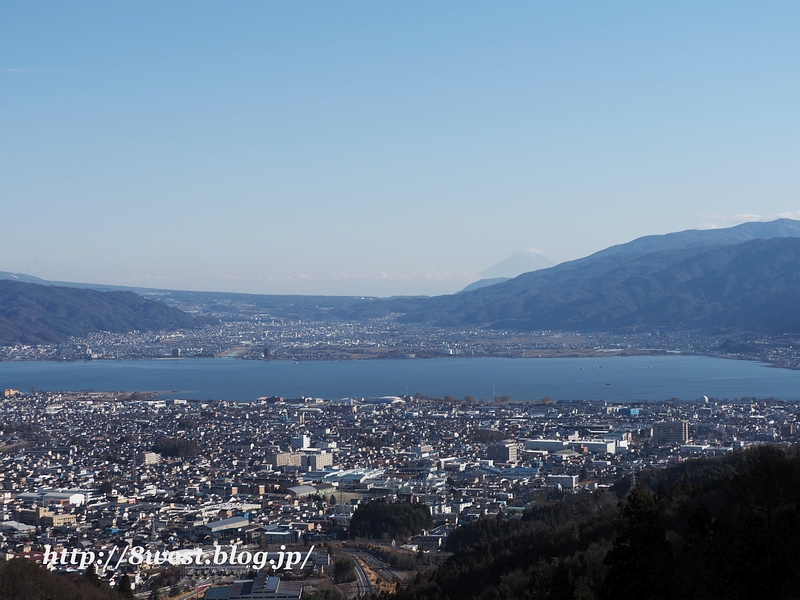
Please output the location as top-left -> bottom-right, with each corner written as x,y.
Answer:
3,2 -> 800,296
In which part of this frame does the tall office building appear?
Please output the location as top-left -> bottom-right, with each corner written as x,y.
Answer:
653,421 -> 689,446
487,441 -> 518,463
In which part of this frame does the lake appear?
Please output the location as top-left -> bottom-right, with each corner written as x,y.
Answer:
1,356 -> 799,402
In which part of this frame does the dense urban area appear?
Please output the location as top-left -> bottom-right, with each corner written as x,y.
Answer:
0,387 -> 796,599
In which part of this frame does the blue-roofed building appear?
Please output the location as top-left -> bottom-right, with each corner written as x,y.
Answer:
203,574 -> 303,599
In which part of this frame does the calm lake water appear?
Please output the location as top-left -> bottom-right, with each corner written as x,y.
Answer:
1,356 -> 799,402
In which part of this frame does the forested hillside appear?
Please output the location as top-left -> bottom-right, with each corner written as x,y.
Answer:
0,559 -> 130,600
0,279 -> 208,345
343,237 -> 800,334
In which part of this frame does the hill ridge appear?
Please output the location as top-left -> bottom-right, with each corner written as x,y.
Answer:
0,279 -> 209,345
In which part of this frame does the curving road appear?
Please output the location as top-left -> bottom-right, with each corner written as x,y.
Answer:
337,551 -> 373,598
352,555 -> 373,597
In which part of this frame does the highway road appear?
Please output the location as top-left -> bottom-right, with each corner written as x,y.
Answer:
354,550 -> 399,585
337,551 -> 373,598
351,554 -> 373,597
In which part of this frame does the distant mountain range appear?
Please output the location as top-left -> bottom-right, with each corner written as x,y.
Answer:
3,219 -> 800,341
333,219 -> 800,333
0,280 -> 209,345
0,272 -> 381,324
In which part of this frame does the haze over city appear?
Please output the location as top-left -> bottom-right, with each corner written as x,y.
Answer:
3,2 -> 800,295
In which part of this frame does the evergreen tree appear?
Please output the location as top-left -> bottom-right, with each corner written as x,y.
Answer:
84,564 -> 100,587
118,574 -> 134,599
600,484 -> 675,600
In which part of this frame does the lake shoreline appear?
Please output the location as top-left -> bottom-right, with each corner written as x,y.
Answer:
1,348 -> 797,372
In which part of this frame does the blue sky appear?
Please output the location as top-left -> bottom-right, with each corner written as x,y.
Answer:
2,2 -> 799,296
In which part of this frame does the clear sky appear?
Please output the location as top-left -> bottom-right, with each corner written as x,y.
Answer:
2,2 -> 799,296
